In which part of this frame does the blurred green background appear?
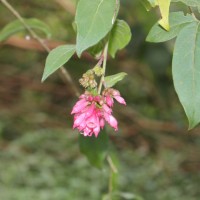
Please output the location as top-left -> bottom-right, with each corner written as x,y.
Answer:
0,0 -> 200,199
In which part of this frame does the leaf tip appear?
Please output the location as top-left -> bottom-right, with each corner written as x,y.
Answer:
41,75 -> 46,83
188,120 -> 199,130
158,19 -> 170,31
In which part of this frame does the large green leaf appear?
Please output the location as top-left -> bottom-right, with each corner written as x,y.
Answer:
172,0 -> 200,7
79,129 -> 109,168
75,0 -> 116,57
172,22 -> 200,129
42,45 -> 75,82
108,20 -> 132,58
0,18 -> 51,42
146,12 -> 195,43
104,72 -> 127,88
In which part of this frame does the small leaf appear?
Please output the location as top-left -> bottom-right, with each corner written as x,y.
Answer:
172,22 -> 200,129
108,20 -> 132,58
75,0 -> 116,57
42,45 -> 75,82
104,72 -> 127,88
146,12 -> 194,43
0,18 -> 51,42
79,129 -> 109,168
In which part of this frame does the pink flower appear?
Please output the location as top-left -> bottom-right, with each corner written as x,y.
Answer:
71,93 -> 104,137
71,90 -> 126,137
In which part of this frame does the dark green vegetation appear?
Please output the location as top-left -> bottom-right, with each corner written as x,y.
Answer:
0,0 -> 200,199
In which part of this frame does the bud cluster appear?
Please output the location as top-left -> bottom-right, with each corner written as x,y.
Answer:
79,66 -> 103,89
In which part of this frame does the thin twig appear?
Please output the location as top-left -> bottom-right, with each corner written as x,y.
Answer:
98,42 -> 109,94
1,0 -> 80,97
107,155 -> 118,199
188,6 -> 198,20
107,155 -> 118,173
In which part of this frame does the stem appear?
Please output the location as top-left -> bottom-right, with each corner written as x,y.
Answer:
107,155 -> 118,199
98,42 -> 109,94
188,6 -> 198,20
107,155 -> 118,173
1,0 -> 80,97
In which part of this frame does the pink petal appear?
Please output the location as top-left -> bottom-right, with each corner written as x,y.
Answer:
105,96 -> 114,107
99,118 -> 105,128
104,113 -> 118,131
73,113 -> 86,128
114,95 -> 126,105
102,104 -> 112,114
112,90 -> 120,96
71,100 -> 88,114
93,125 -> 100,137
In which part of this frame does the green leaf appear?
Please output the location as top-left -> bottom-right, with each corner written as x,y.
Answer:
104,72 -> 127,88
108,20 -> 132,58
75,0 -> 117,57
42,45 -> 75,82
172,22 -> 200,129
0,18 -> 51,42
172,0 -> 200,7
146,12 -> 195,43
79,129 -> 109,168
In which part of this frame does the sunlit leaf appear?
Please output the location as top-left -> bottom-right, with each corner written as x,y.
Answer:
157,0 -> 171,31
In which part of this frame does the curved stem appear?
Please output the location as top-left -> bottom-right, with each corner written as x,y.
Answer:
1,0 -> 80,97
98,42 -> 109,94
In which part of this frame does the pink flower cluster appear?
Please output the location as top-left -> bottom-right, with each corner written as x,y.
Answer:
71,89 -> 126,137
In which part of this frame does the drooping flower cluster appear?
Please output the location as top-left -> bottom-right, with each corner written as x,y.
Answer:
71,89 -> 126,137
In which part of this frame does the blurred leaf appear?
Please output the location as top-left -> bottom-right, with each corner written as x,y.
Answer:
104,72 -> 127,88
172,0 -> 200,6
116,192 -> 144,200
42,45 -> 75,82
108,20 -> 132,58
146,12 -> 194,42
75,0 -> 116,57
0,18 -> 51,42
172,22 -> 200,129
79,129 -> 109,168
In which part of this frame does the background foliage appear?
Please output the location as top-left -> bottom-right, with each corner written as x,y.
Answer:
0,0 -> 200,199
